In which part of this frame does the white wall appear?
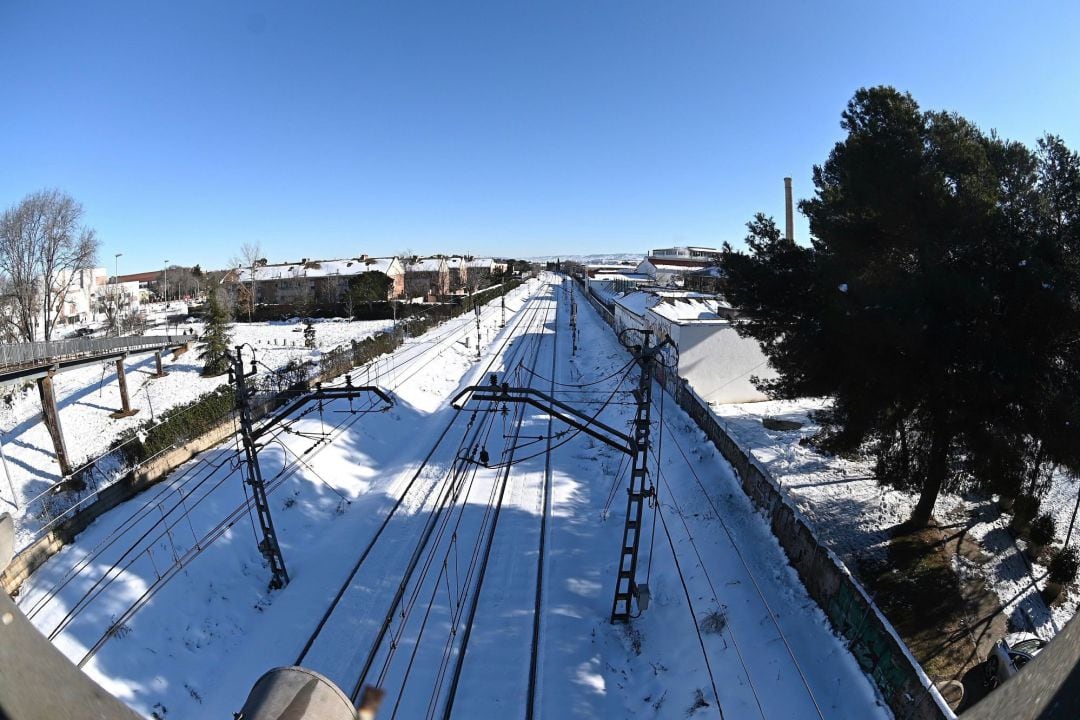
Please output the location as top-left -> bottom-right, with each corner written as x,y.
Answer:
645,313 -> 777,404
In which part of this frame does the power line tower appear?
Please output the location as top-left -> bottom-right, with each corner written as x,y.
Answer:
449,323 -> 675,625
230,346 -> 290,590
610,329 -> 674,623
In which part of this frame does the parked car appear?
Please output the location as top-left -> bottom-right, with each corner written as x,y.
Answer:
984,633 -> 1047,689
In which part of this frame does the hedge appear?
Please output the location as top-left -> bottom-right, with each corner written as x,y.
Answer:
113,386 -> 236,465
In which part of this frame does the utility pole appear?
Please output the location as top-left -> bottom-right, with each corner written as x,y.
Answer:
610,329 -> 673,623
163,259 -> 169,306
231,346 -> 289,590
570,293 -> 578,356
474,302 -> 482,361
501,294 -> 506,328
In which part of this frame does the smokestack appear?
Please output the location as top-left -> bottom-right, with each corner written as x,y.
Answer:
784,177 -> 794,241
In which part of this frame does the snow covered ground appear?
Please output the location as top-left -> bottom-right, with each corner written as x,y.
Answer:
0,316 -> 396,548
712,398 -> 1078,645
15,277 -> 889,718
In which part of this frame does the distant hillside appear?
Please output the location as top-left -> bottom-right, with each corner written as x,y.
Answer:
525,253 -> 642,265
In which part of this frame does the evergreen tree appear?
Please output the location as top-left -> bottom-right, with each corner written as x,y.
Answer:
722,87 -> 1080,526
349,271 -> 393,311
200,290 -> 233,377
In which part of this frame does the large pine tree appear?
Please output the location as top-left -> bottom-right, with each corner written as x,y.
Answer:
200,290 -> 233,377
722,87 -> 1080,526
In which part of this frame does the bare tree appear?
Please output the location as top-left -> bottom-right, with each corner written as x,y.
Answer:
0,276 -> 21,342
229,241 -> 264,322
154,264 -> 196,302
0,190 -> 100,341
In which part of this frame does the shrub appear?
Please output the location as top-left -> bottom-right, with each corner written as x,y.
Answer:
114,386 -> 236,465
1030,514 -> 1057,546
1048,546 -> 1079,585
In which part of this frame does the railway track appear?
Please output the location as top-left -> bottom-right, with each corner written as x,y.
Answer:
292,284 -> 555,699
19,281 -> 541,661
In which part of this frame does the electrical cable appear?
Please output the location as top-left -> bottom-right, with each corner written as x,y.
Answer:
657,403 -> 827,720
655,500 -> 726,719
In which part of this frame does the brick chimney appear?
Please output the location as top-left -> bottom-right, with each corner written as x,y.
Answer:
784,177 -> 794,241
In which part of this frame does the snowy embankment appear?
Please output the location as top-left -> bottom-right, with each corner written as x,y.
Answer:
711,398 -> 1078,644
0,316 -> 392,548
16,277 -> 888,719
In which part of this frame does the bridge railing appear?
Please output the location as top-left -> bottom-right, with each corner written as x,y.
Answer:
0,335 -> 188,370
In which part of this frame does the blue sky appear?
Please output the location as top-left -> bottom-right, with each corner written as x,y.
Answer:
2,1 -> 1078,272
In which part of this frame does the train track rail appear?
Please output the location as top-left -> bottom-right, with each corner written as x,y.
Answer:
292,285 -> 554,696
20,281 -> 541,663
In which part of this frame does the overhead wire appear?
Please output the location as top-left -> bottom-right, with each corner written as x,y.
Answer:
656,404 -> 827,719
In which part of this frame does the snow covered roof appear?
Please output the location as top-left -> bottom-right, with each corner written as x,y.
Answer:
649,297 -> 733,324
235,257 -> 401,282
590,272 -> 651,283
407,258 -> 447,273
445,257 -> 466,270
687,265 -> 725,278
650,262 -> 709,272
612,291 -> 663,319
465,258 -> 495,269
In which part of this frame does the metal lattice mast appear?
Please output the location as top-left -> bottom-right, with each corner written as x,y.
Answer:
611,330 -> 655,623
231,347 -> 289,590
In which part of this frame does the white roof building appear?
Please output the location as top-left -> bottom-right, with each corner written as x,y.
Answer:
406,258 -> 448,274
613,288 -> 773,405
644,294 -> 773,405
235,256 -> 404,283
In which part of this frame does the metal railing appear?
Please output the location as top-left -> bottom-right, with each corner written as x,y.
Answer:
0,335 -> 188,371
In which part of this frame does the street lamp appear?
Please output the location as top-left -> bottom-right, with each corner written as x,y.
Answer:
164,259 -> 169,306
114,253 -> 123,337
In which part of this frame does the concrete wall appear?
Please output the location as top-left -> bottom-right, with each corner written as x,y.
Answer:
574,274 -> 954,720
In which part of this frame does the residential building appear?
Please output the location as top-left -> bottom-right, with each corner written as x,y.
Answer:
464,258 -> 496,291
445,257 -> 466,292
114,271 -> 161,302
405,258 -> 450,298
54,267 -> 109,326
230,255 -> 406,306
